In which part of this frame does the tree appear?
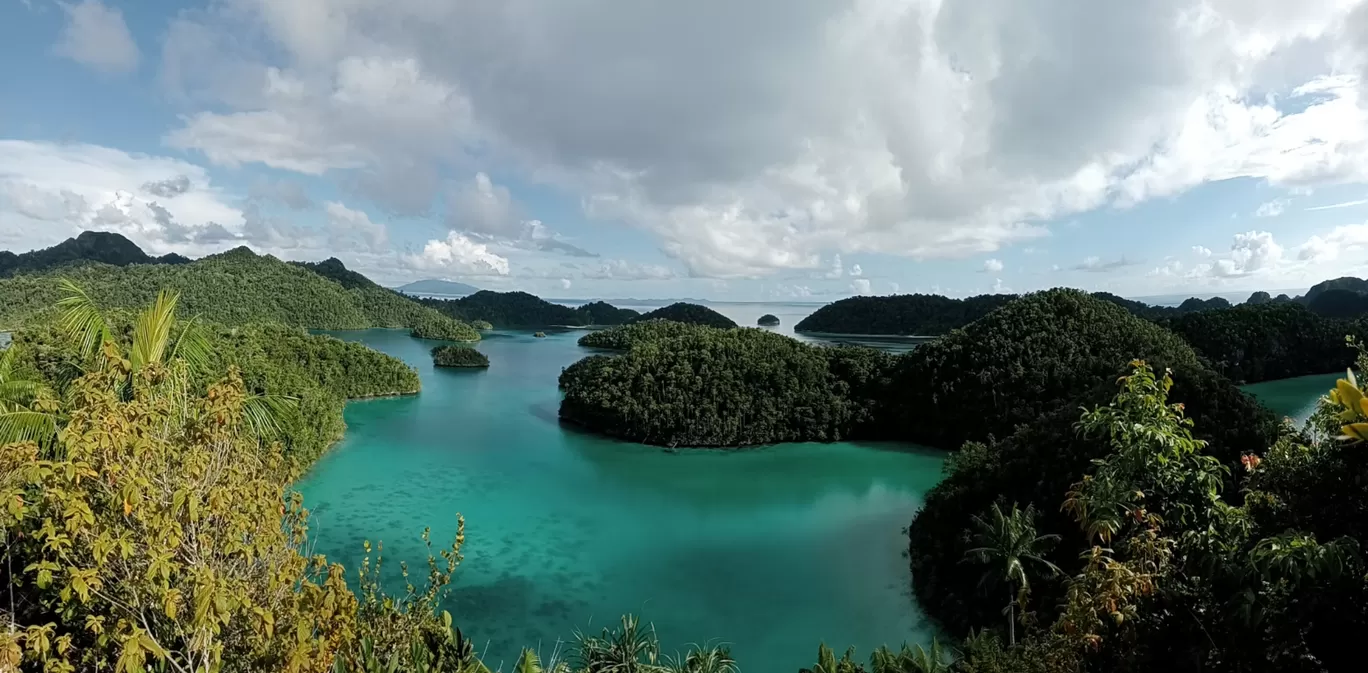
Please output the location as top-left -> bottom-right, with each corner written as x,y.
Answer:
963,503 -> 1061,646
0,345 -> 56,446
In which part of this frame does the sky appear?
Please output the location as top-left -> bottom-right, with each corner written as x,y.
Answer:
5,1 -> 1368,301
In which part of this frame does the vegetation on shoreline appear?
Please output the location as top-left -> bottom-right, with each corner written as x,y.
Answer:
432,345 -> 490,368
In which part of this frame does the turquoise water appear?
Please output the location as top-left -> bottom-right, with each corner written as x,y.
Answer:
1241,372 -> 1341,428
295,327 -> 945,673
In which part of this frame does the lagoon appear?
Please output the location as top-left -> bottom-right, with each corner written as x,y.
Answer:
296,325 -> 945,673
296,303 -> 1335,673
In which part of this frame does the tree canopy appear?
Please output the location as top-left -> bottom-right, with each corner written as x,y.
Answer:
795,294 -> 1016,335
420,292 -> 639,328
432,345 -> 490,368
0,231 -> 188,278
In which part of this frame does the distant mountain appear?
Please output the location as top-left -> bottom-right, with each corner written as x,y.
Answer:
0,231 -> 189,277
396,279 -> 481,296
420,291 -> 640,328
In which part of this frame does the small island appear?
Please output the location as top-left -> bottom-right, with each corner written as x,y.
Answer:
411,315 -> 481,342
757,314 -> 780,326
635,302 -> 737,328
431,345 -> 490,368
472,320 -> 493,330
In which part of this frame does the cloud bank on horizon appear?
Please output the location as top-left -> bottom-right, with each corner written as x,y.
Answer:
5,0 -> 1368,299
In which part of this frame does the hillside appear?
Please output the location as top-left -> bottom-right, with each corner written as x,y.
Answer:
0,231 -> 188,277
1302,276 -> 1368,303
634,302 -> 737,328
396,278 -> 481,296
421,291 -> 639,328
795,293 -> 1016,335
0,246 -> 477,337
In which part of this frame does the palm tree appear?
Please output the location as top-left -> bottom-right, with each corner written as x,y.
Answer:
963,503 -> 1061,646
56,279 -> 294,440
0,344 -> 57,446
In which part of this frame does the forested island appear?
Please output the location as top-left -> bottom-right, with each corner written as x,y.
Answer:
432,345 -> 490,368
419,291 -> 642,328
757,314 -> 780,326
558,287 -> 1367,670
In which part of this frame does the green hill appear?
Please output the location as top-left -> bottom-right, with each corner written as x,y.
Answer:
634,302 -> 736,328
0,231 -> 188,277
0,246 -> 477,337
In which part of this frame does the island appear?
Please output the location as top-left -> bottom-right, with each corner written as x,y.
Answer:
431,345 -> 490,368
635,302 -> 737,328
419,291 -> 639,328
757,313 -> 780,326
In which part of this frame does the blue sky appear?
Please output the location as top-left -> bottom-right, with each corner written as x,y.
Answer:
4,0 -> 1368,301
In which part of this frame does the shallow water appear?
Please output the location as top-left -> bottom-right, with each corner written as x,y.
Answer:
1241,372 -> 1341,428
296,327 -> 945,672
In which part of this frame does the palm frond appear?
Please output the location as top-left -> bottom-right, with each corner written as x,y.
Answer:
243,394 -> 299,442
55,278 -> 111,363
0,410 -> 57,446
0,344 -> 16,380
169,315 -> 213,373
130,289 -> 181,371
0,379 -> 49,407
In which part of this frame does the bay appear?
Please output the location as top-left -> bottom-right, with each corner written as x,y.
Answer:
296,317 -> 944,673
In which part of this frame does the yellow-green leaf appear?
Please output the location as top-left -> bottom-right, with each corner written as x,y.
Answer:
1340,422 -> 1368,443
1336,379 -> 1364,415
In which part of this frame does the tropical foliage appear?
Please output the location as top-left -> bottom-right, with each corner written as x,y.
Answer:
757,314 -> 780,326
432,346 -> 490,368
577,320 -> 721,351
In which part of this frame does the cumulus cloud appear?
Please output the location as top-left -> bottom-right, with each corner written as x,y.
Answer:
1192,245 -> 1213,258
152,0 -> 1368,278
582,259 -> 677,281
850,278 -> 872,295
442,173 -> 594,257
1212,230 -> 1284,277
849,263 -> 863,277
1254,198 -> 1288,217
982,258 -> 1004,273
559,278 -> 572,290
53,0 -> 140,75
1297,223 -> 1368,262
407,231 -> 510,276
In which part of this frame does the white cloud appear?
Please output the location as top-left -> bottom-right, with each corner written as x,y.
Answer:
150,0 -> 1368,279
1305,197 -> 1368,211
53,0 -> 140,75
982,258 -> 1004,273
1212,230 -> 1284,277
0,140 -> 243,251
443,174 -> 594,257
1297,222 -> 1368,261
1192,245 -> 1213,257
850,278 -> 872,295
1254,198 -> 1288,217
849,263 -> 863,277
407,230 -> 510,276
559,278 -> 572,290
1072,255 -> 1135,273
582,259 -> 677,281
992,278 -> 1009,294
823,254 -> 844,279
771,284 -> 814,298
323,201 -> 389,253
